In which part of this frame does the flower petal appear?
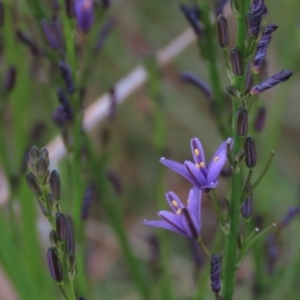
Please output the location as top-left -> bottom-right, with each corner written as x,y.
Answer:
180,207 -> 200,239
165,191 -> 184,213
190,138 -> 206,166
143,219 -> 187,237
184,161 -> 207,187
207,149 -> 227,184
187,187 -> 202,230
160,157 -> 197,184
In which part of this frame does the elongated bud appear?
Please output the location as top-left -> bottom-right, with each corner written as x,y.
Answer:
66,222 -> 75,252
244,136 -> 256,168
253,23 -> 278,74
59,61 -> 75,94
50,170 -> 61,201
226,86 -> 242,98
241,194 -> 253,219
94,18 -> 115,52
41,20 -> 61,50
29,146 -> 40,167
254,106 -> 266,132
247,0 -> 268,38
221,197 -> 229,219
40,148 -> 49,166
75,0 -> 94,33
210,254 -> 221,294
26,172 -> 43,196
250,70 -> 293,95
38,199 -> 50,216
47,247 -> 63,282
0,2 -> 4,26
234,150 -> 246,173
49,230 -> 59,248
217,15 -> 229,48
36,157 -> 49,179
236,107 -> 248,136
230,47 -> 243,76
180,4 -> 203,36
16,31 -> 42,56
4,66 -> 17,92
56,213 -> 68,241
181,71 -> 212,99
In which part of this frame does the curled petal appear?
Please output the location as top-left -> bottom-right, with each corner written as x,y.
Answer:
143,219 -> 187,237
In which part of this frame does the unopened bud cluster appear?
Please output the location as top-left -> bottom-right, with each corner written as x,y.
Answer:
25,146 -> 77,294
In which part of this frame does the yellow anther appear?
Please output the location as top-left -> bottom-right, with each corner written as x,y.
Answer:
194,149 -> 200,156
176,208 -> 182,215
196,163 -> 200,168
214,156 -> 219,162
172,200 -> 178,207
200,162 -> 205,168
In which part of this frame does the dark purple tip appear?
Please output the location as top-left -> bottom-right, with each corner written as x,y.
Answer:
241,195 -> 253,219
56,213 -> 68,241
244,136 -> 256,169
181,71 -> 212,99
59,61 -> 75,94
230,47 -> 243,76
250,70 -> 293,95
236,107 -> 248,136
217,14 -> 229,48
247,0 -> 268,37
47,247 -> 63,282
180,4 -> 203,36
50,170 -> 61,201
210,254 -> 221,294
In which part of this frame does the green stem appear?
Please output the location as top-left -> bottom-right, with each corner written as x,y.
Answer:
222,1 -> 250,299
197,238 -> 211,258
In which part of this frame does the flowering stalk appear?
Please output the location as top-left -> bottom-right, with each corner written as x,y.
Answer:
222,0 -> 250,299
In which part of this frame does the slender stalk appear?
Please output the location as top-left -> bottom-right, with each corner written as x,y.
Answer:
222,1 -> 250,299
197,238 -> 211,258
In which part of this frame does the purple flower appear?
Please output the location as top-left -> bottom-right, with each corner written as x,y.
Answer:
144,188 -> 202,239
160,138 -> 231,191
75,0 -> 94,33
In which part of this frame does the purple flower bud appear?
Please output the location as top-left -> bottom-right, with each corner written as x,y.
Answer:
181,71 -> 212,99
250,70 -> 293,95
254,106 -> 266,132
180,4 -> 203,36
3,65 -> 16,92
230,47 -> 243,76
38,199 -> 50,216
241,194 -> 253,219
56,213 -> 68,242
253,23 -> 278,74
26,172 -> 43,196
247,0 -> 268,38
50,170 -> 61,201
217,14 -> 229,48
210,254 -> 221,294
279,205 -> 300,228
47,247 -> 63,282
64,0 -> 75,18
244,136 -> 256,169
56,89 -> 73,122
41,19 -> 63,50
59,61 -> 75,94
29,146 -> 40,167
75,0 -> 94,33
36,156 -> 49,179
66,222 -> 75,252
16,30 -> 43,56
236,107 -> 248,136
94,18 -> 115,52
